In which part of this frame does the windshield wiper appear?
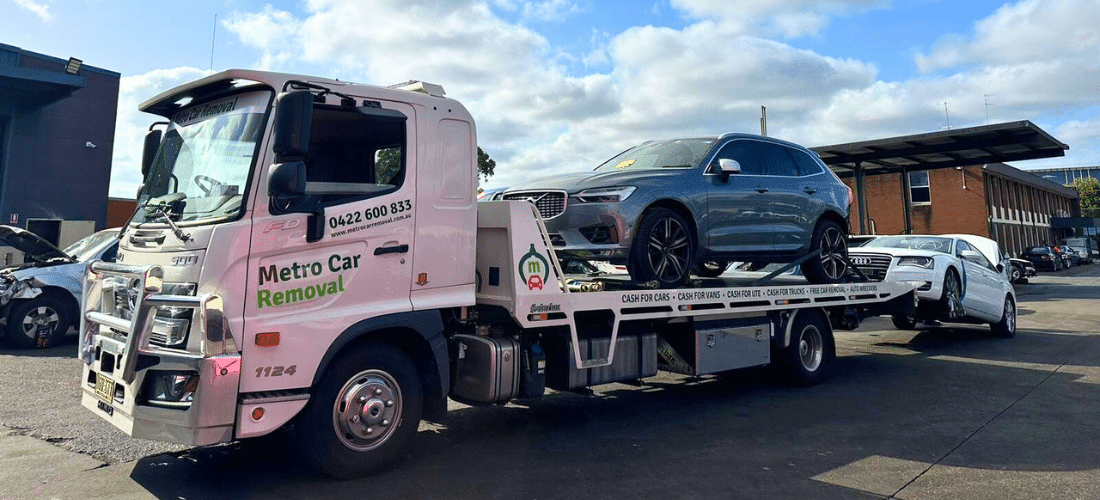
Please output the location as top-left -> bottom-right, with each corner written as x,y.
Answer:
151,208 -> 191,242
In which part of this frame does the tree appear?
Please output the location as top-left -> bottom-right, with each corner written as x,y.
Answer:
1071,177 -> 1100,218
478,146 -> 496,181
375,146 -> 496,182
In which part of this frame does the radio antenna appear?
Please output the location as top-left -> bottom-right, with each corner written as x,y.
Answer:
209,14 -> 217,71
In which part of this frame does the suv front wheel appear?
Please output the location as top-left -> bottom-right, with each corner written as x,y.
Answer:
801,219 -> 849,284
628,208 -> 695,288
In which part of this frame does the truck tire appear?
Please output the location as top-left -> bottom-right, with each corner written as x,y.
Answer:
780,310 -> 835,386
295,342 -> 423,478
891,315 -> 917,330
4,296 -> 70,349
990,296 -> 1016,338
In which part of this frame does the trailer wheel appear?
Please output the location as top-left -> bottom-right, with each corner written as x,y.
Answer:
296,342 -> 422,478
781,310 -> 835,386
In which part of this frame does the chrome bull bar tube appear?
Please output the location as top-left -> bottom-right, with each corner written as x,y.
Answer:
80,260 -> 240,446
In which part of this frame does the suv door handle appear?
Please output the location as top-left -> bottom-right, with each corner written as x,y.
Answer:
374,244 -> 409,255
755,187 -> 769,193
803,187 -> 816,194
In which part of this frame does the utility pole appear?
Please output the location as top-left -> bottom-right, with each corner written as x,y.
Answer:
760,106 -> 767,136
943,101 -> 951,130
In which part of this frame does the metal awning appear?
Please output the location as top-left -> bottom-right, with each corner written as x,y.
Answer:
812,121 -> 1068,177
810,121 -> 1069,235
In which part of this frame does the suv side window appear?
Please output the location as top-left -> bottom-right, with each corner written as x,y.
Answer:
712,140 -> 764,176
756,141 -> 799,177
789,148 -> 825,176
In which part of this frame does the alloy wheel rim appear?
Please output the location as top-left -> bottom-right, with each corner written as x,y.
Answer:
332,369 -> 402,452
21,306 -> 60,337
1005,299 -> 1016,333
799,325 -> 823,371
647,217 -> 691,282
819,227 -> 849,280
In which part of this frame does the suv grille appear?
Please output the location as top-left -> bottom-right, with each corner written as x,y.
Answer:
848,253 -> 892,281
502,191 -> 567,220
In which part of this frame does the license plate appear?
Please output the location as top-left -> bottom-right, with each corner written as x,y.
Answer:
94,373 -> 116,403
97,400 -> 114,416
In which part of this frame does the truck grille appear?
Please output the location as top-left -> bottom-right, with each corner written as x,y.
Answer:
502,191 -> 567,220
848,253 -> 892,281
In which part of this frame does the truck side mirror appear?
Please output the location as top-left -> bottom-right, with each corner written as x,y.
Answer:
715,158 -> 741,182
268,162 -> 306,197
141,129 -> 162,180
273,91 -> 314,159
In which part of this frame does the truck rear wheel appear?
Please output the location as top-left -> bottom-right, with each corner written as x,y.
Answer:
296,342 -> 422,478
779,310 -> 835,386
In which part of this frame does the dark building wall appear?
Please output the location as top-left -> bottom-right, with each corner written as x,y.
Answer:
0,45 -> 119,230
106,198 -> 137,228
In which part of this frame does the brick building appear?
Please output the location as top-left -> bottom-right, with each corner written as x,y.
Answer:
813,122 -> 1078,257
839,163 -> 1078,255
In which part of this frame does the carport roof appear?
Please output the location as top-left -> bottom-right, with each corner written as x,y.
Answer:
812,121 -> 1068,178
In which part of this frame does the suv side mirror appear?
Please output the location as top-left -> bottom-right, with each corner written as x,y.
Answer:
273,91 -> 314,159
715,158 -> 741,182
141,129 -> 162,180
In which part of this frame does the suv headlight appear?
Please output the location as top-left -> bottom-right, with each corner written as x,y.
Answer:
573,186 -> 636,203
897,256 -> 934,269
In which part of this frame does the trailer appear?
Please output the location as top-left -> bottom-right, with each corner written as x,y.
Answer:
78,70 -> 915,478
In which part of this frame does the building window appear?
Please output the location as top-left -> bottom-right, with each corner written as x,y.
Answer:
909,171 -> 931,205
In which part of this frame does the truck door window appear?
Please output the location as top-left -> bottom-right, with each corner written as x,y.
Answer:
284,105 -> 406,210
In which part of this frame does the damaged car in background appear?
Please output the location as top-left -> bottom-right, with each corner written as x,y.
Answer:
0,226 -> 119,348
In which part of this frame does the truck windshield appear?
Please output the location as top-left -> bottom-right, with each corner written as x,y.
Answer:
135,91 -> 271,224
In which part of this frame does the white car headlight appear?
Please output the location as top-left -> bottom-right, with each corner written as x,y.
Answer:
572,186 -> 636,203
898,256 -> 934,269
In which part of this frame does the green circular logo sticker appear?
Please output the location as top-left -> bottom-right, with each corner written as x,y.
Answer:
518,244 -> 550,290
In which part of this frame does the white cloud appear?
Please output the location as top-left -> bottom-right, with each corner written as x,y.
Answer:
669,0 -> 890,37
110,67 -> 211,198
196,0 -> 1098,194
521,0 -> 581,21
13,0 -> 52,23
917,0 -> 1100,72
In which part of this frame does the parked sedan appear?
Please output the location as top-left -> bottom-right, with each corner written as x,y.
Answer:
847,234 -> 1016,337
0,226 -> 119,348
1020,246 -> 1062,272
501,134 -> 853,287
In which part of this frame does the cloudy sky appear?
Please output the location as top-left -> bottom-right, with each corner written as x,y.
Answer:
6,0 -> 1100,197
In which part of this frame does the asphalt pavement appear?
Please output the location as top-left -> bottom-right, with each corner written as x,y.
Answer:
1,264 -> 1099,499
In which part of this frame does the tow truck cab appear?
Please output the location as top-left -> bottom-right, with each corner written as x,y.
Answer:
80,70 -> 477,445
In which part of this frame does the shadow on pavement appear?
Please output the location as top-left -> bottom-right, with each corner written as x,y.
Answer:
125,331 -> 1100,499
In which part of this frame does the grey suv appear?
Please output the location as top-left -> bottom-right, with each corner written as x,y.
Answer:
502,134 -> 852,287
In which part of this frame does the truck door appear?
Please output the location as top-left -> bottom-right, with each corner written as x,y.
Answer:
241,100 -> 418,393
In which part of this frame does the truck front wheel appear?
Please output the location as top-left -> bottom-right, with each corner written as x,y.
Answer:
296,342 -> 423,478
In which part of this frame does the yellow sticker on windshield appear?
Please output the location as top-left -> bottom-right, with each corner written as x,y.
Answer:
615,159 -> 636,169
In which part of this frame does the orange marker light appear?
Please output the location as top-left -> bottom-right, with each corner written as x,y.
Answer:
251,407 -> 264,421
255,332 -> 280,347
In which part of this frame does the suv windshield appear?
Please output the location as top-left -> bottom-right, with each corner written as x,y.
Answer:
134,91 -> 271,224
865,235 -> 954,254
594,138 -> 716,171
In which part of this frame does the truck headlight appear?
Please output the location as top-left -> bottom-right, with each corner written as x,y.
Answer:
141,371 -> 199,409
573,186 -> 636,203
897,256 -> 934,269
